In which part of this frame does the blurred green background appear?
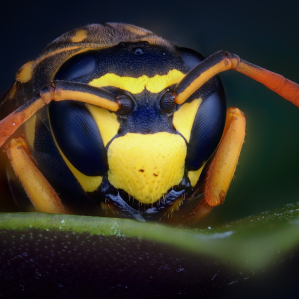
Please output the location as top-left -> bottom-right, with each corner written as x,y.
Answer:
0,0 -> 299,228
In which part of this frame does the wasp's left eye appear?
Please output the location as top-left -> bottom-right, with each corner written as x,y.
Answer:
54,51 -> 97,81
49,101 -> 108,176
117,95 -> 134,115
160,92 -> 176,113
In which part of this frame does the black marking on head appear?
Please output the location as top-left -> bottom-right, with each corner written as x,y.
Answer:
116,89 -> 177,135
54,42 -> 190,83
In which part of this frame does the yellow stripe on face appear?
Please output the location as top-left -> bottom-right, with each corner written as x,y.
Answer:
172,98 -> 202,142
107,132 -> 187,204
188,164 -> 205,187
85,104 -> 120,146
57,146 -> 103,192
89,69 -> 185,94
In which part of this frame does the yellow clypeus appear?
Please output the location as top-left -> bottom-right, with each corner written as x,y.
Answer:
107,132 -> 187,204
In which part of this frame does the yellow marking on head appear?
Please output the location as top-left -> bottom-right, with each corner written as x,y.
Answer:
188,164 -> 205,187
16,61 -> 34,83
122,24 -> 152,36
71,29 -> 87,43
86,104 -> 120,146
52,135 -> 102,192
107,132 -> 187,204
89,69 -> 185,94
173,98 -> 202,142
24,114 -> 36,148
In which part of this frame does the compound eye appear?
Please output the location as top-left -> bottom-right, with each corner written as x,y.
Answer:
177,47 -> 205,70
49,101 -> 108,176
160,92 -> 176,113
117,94 -> 134,115
55,51 -> 96,81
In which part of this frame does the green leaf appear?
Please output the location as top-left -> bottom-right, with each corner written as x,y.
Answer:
1,202 -> 299,297
2,202 -> 299,269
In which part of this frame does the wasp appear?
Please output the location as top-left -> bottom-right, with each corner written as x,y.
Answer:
0,23 -> 298,225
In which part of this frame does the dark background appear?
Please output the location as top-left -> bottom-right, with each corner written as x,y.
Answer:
1,0 -> 299,227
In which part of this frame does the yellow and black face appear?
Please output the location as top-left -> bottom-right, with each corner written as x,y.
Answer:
21,39 -> 226,221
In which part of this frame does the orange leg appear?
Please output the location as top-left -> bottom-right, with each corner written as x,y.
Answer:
5,137 -> 66,214
185,107 -> 246,225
